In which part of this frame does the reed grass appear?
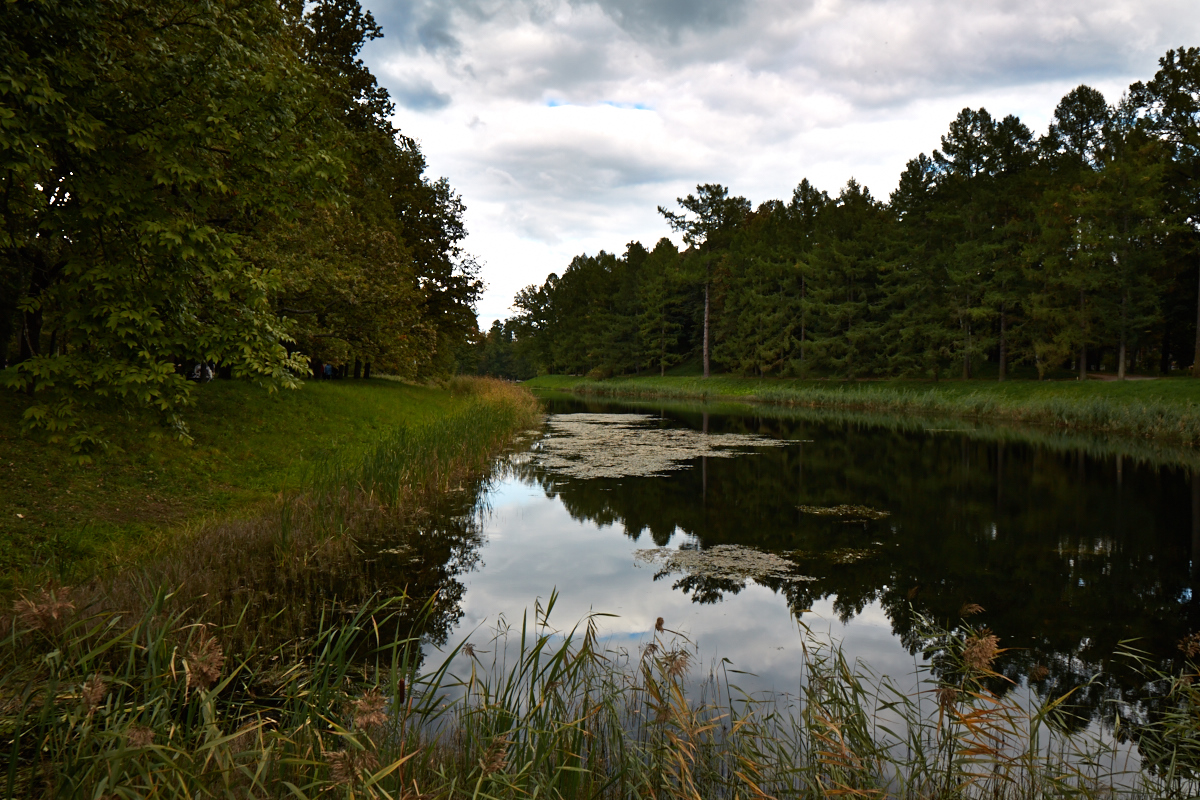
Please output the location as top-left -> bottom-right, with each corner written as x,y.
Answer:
4,586 -> 1196,798
527,375 -> 1200,447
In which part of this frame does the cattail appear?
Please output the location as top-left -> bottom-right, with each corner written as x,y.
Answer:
963,629 -> 1001,672
186,626 -> 225,690
127,725 -> 155,748
353,688 -> 387,730
959,603 -> 984,617
327,749 -> 380,786
655,617 -> 665,633
81,674 -> 107,716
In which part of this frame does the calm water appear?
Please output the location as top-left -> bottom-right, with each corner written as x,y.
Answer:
376,392 -> 1200,733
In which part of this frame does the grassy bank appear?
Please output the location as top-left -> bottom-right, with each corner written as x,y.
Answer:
2,377 -> 1198,796
526,374 -> 1200,446
0,377 -> 536,588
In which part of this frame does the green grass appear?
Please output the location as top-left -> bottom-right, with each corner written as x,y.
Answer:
525,374 -> 1200,446
0,378 -> 515,588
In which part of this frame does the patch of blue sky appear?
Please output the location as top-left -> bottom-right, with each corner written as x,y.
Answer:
544,99 -> 652,110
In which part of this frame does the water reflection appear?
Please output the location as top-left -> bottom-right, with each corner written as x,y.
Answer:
453,393 -> 1200,739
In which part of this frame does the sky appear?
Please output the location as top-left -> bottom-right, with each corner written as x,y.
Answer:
358,0 -> 1200,328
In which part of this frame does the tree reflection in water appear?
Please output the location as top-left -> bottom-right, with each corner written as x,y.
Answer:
515,395 -> 1200,745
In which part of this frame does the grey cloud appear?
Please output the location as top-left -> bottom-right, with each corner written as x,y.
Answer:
484,139 -> 694,198
362,0 -> 1198,117
391,75 -> 452,110
578,0 -> 751,40
364,1 -> 460,53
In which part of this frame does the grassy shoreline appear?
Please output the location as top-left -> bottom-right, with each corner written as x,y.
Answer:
3,377 -> 1199,797
525,374 -> 1200,447
0,377 -> 537,589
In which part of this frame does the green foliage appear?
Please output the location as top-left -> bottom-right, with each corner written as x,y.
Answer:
0,0 -> 483,443
0,0 -> 330,431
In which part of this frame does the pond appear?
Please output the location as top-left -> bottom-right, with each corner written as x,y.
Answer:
388,390 -> 1200,738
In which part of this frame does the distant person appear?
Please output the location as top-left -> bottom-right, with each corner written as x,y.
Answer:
324,363 -> 333,379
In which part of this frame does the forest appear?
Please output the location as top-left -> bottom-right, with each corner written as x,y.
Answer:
477,47 -> 1200,384
0,0 -> 481,445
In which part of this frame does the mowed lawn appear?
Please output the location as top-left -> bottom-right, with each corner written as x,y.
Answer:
0,379 -> 469,586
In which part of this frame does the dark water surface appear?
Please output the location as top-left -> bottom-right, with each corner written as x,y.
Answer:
368,393 -> 1200,732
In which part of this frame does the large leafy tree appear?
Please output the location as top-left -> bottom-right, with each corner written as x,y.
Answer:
1,0 -> 333,446
274,0 -> 479,379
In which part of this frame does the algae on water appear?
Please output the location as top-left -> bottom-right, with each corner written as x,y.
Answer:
532,413 -> 792,479
634,544 -> 816,583
798,504 -> 891,520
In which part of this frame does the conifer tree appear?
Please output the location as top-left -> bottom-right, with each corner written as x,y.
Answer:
638,239 -> 684,376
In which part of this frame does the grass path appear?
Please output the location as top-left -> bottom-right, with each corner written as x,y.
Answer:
0,378 -> 510,587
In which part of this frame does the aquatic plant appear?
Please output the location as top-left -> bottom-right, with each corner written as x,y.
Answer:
532,413 -> 793,480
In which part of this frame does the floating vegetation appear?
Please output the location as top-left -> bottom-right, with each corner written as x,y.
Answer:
798,504 -> 891,520
533,413 -> 793,479
634,544 -> 816,583
826,547 -> 876,564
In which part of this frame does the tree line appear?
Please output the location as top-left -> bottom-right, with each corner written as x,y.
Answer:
1,0 -> 480,445
478,48 -> 1200,382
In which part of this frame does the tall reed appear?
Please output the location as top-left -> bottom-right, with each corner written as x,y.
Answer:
550,377 -> 1200,446
6,588 -> 1196,798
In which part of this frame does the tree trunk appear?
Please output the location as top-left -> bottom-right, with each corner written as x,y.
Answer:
962,324 -> 970,380
18,308 -> 41,363
998,307 -> 1007,382
703,282 -> 710,379
1193,258 -> 1200,376
1162,322 -> 1174,374
800,274 -> 806,367
353,358 -> 362,379
364,362 -> 371,379
1079,290 -> 1087,381
1119,292 -> 1128,380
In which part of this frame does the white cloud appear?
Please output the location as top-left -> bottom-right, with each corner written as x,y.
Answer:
361,0 -> 1200,325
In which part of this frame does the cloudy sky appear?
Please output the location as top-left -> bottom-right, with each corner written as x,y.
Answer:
359,0 -> 1200,327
